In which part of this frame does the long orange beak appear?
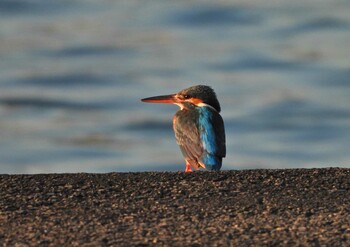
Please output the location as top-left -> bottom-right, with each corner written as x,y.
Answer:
141,94 -> 177,104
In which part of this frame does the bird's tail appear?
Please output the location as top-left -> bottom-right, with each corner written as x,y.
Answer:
199,154 -> 222,171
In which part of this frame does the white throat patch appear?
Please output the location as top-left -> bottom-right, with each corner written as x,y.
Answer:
197,102 -> 217,112
175,103 -> 185,110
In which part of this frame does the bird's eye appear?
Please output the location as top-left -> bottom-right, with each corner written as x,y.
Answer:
183,95 -> 190,99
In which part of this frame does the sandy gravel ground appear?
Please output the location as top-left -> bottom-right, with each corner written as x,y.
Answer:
1,168 -> 350,246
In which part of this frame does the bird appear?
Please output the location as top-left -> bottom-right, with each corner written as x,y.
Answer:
141,85 -> 226,172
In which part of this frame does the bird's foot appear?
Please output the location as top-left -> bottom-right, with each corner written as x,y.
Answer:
185,163 -> 193,172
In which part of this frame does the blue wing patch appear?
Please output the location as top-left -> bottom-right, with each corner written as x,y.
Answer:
197,107 -> 223,170
198,107 -> 217,154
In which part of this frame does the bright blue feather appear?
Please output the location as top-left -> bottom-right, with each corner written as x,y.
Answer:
198,107 -> 216,154
197,107 -> 222,169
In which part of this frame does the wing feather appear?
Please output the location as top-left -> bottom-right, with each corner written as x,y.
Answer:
200,108 -> 226,158
173,110 -> 202,166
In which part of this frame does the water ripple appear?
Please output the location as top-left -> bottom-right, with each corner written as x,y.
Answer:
0,0 -> 74,15
0,97 -> 104,110
209,53 -> 304,71
12,73 -> 115,88
167,5 -> 261,27
123,120 -> 172,132
38,46 -> 135,58
273,17 -> 350,38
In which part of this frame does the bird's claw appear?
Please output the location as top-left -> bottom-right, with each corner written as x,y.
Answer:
185,163 -> 193,172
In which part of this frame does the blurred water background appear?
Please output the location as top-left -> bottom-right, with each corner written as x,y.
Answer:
0,0 -> 350,173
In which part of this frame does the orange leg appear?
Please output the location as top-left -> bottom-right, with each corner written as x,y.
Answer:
185,163 -> 193,172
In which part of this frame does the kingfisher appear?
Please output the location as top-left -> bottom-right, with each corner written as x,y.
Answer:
141,85 -> 226,172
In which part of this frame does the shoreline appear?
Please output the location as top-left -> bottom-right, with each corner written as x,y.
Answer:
1,168 -> 350,245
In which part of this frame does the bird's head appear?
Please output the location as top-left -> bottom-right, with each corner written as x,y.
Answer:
141,85 -> 221,112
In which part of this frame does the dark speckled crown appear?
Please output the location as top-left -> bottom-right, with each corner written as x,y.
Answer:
179,85 -> 221,112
